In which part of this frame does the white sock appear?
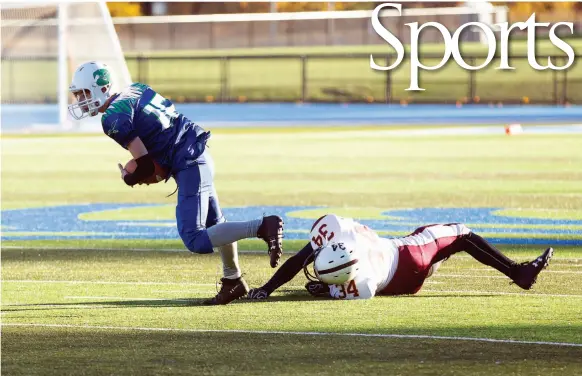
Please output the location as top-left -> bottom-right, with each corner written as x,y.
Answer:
218,242 -> 241,279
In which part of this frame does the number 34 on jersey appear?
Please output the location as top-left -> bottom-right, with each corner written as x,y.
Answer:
333,280 -> 360,299
330,278 -> 376,300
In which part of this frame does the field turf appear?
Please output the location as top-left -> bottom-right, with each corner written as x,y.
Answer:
2,127 -> 582,375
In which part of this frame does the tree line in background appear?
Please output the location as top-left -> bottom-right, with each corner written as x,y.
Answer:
107,1 -> 582,17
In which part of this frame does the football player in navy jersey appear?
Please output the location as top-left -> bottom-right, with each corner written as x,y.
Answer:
68,61 -> 284,305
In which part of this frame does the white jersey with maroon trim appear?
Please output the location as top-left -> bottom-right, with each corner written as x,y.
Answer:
308,214 -> 399,300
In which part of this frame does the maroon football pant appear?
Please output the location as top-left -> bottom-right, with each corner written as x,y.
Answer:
380,223 -> 471,295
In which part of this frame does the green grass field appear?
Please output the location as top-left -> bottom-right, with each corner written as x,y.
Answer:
2,39 -> 581,103
2,127 -> 582,375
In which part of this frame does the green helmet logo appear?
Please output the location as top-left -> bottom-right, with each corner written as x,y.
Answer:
93,68 -> 111,86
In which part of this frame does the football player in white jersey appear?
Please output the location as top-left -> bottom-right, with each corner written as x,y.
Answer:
247,214 -> 554,300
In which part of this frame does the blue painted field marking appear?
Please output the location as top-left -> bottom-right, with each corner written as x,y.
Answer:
1,204 -> 581,245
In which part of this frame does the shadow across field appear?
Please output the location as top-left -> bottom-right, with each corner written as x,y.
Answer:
2,291 -> 513,313
2,325 -> 582,376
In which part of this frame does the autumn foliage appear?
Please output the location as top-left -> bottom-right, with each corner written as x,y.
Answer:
108,2 -> 581,17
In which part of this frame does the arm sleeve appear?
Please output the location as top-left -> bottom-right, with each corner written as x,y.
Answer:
261,242 -> 315,295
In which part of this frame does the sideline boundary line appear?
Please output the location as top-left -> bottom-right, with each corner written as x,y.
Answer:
3,323 -> 581,348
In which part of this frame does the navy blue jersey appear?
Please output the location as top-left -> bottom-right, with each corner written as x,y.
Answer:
101,83 -> 206,173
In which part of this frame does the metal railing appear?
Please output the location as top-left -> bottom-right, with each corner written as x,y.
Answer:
1,53 -> 580,105
111,7 -> 503,52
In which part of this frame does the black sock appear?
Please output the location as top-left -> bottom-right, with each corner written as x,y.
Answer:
262,242 -> 314,295
461,232 -> 517,278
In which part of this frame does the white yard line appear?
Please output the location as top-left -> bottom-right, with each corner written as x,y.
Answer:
548,263 -> 582,267
2,246 -> 581,261
467,268 -> 582,274
431,274 -> 507,279
2,323 -> 581,348
63,296 -> 192,301
1,246 -> 185,253
421,289 -> 582,298
150,289 -> 225,293
0,245 -> 268,254
1,304 -> 108,309
1,280 -> 218,286
451,255 -> 581,261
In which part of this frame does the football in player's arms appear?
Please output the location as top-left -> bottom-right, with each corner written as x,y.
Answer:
247,214 -> 553,300
68,60 -> 284,305
122,158 -> 168,185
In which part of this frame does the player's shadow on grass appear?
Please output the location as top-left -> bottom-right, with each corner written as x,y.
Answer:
264,290 -> 503,302
2,298 -> 210,310
394,293 -> 503,299
2,293 -> 503,311
2,294 -> 318,310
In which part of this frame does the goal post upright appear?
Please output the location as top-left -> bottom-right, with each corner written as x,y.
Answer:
58,2 -> 70,130
54,0 -> 132,130
98,0 -> 131,85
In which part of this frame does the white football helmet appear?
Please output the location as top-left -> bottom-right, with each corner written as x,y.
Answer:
68,61 -> 113,120
305,241 -> 360,285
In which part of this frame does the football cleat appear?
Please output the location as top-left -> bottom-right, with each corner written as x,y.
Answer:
511,247 -> 554,290
257,215 -> 284,268
247,287 -> 269,300
203,277 -> 249,305
305,281 -> 330,298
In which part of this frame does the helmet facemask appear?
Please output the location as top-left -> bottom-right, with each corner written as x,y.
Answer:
69,87 -> 108,120
303,246 -> 324,283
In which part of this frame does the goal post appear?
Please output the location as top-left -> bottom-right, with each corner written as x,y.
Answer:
1,1 -> 132,132
57,2 -> 68,130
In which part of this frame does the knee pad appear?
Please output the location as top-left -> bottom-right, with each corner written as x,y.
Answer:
180,228 -> 214,254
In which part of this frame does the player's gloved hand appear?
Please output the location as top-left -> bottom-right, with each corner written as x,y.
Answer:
247,287 -> 269,300
117,163 -> 135,187
118,163 -> 128,179
305,281 -> 330,297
